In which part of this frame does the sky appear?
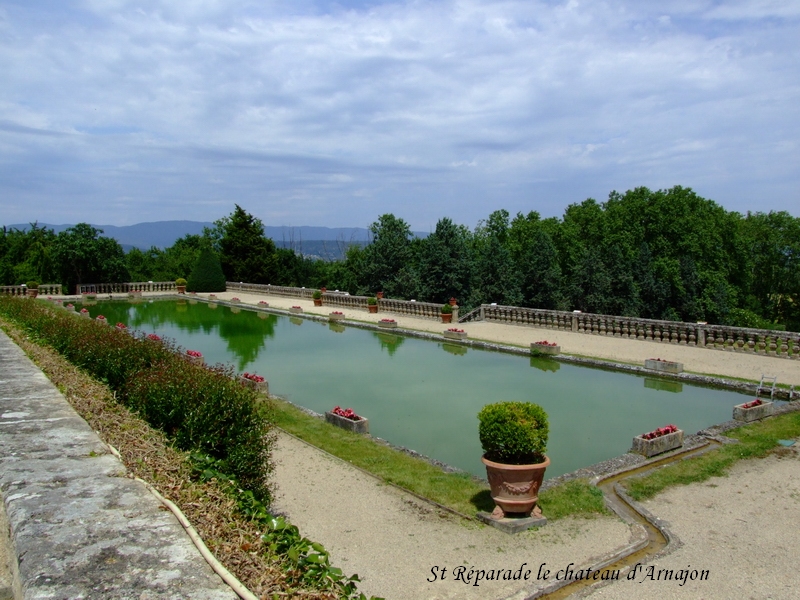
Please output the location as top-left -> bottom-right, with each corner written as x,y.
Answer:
1,0 -> 798,231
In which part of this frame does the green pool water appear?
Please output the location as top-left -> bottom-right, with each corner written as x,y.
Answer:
85,299 -> 751,479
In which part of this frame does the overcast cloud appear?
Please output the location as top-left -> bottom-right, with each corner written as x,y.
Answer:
1,0 -> 798,230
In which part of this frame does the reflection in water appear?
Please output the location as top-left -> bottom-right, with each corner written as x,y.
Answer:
441,343 -> 467,356
85,300 -> 279,372
231,307 -> 241,314
289,317 -> 303,326
530,356 -> 560,373
644,378 -> 683,393
208,302 -> 217,309
374,332 -> 404,356
329,322 -> 346,334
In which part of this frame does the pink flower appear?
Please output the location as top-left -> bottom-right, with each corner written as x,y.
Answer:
447,328 -> 465,333
186,350 -> 203,358
116,323 -> 127,329
242,372 -> 265,383
147,334 -> 162,341
742,398 -> 763,409
535,340 -> 557,346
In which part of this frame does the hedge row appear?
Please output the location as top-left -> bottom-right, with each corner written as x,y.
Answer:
0,296 -> 273,503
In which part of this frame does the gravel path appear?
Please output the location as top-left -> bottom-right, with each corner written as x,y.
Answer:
272,433 -> 633,600
583,446 -> 800,599
202,292 -> 800,599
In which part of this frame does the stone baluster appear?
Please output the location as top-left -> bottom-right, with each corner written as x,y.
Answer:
780,337 -> 789,357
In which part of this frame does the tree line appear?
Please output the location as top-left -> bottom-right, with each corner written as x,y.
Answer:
2,187 -> 798,330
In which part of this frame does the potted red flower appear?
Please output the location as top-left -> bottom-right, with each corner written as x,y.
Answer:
733,398 -> 774,422
631,424 -> 684,457
325,405 -> 369,434
531,340 -> 560,355
239,371 -> 268,394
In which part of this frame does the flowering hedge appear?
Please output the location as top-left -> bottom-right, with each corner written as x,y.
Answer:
0,295 -> 273,504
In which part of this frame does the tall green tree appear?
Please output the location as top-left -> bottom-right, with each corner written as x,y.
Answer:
217,205 -> 278,284
363,214 -> 415,298
51,224 -> 129,292
417,218 -> 473,304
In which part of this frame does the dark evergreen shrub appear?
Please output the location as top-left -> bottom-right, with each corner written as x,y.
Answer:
478,401 -> 548,464
187,248 -> 226,293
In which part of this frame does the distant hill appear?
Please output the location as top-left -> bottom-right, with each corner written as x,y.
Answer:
4,221 -> 426,259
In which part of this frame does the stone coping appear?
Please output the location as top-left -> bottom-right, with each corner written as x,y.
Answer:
0,329 -> 237,599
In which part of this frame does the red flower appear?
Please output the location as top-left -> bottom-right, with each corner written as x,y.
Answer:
641,424 -> 678,440
116,323 -> 127,329
186,350 -> 203,358
147,334 -> 162,341
332,406 -> 361,421
242,372 -> 265,383
742,398 -> 763,409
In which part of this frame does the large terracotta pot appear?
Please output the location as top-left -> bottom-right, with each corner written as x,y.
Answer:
482,454 -> 550,518
313,298 -> 323,306
368,304 -> 378,313
441,313 -> 452,323
27,289 -> 39,298
176,285 -> 186,294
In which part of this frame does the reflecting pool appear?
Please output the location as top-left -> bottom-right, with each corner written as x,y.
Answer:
86,299 -> 750,479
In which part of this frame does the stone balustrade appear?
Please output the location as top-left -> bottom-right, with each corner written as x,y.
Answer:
78,282 -> 176,294
474,304 -> 799,359
378,298 -> 442,320
74,281 -> 799,359
0,284 -> 63,296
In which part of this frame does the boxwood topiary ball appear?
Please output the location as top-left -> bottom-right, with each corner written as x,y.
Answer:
478,401 -> 548,464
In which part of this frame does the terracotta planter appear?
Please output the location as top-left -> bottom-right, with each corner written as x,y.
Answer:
441,313 -> 453,323
531,343 -> 560,355
313,298 -> 323,306
631,429 -> 684,457
376,292 -> 384,299
733,400 -> 774,422
482,454 -> 550,518
368,304 -> 378,313
449,297 -> 457,306
325,411 -> 369,434
27,289 -> 39,298
176,285 -> 186,294
644,359 -> 683,374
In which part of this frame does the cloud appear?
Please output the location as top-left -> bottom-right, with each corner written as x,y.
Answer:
0,0 -> 798,229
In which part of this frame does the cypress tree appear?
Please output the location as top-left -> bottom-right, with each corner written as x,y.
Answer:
187,248 -> 226,292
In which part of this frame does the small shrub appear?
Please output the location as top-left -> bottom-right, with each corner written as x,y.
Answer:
478,401 -> 548,464
312,290 -> 322,300
367,297 -> 377,305
26,281 -> 39,289
441,303 -> 453,314
175,277 -> 187,286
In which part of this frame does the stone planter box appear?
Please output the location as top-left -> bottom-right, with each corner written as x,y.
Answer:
329,312 -> 345,321
229,298 -> 241,304
443,330 -> 468,340
289,306 -> 303,314
95,317 -> 108,325
531,343 -> 560,355
644,359 -> 683,374
64,305 -> 75,312
258,301 -> 269,308
733,400 -> 774,423
631,429 -> 684,458
239,376 -> 268,395
186,354 -> 204,366
378,320 -> 398,329
79,311 -> 90,318
325,411 -> 369,435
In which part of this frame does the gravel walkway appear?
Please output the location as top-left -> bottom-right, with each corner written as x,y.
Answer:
87,291 -> 800,599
